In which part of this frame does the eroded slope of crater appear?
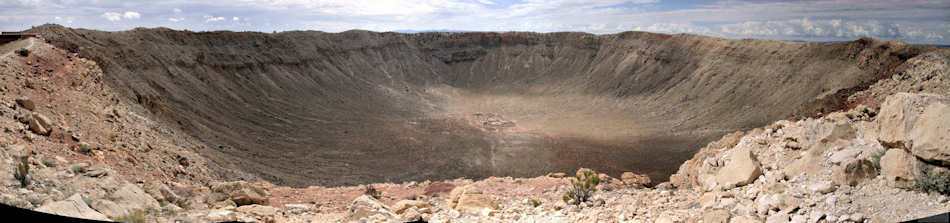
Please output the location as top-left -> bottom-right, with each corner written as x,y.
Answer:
28,24 -> 936,187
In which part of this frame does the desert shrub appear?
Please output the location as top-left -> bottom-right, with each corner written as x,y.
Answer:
15,48 -> 30,57
915,163 -> 950,196
42,159 -> 56,168
562,171 -> 600,205
112,210 -> 146,223
77,143 -> 93,154
529,199 -> 542,207
14,156 -> 30,187
364,185 -> 382,199
70,165 -> 87,174
870,148 -> 887,170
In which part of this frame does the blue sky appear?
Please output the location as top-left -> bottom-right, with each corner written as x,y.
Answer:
2,0 -> 949,44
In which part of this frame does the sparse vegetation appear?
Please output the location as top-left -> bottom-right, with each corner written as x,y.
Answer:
563,171 -> 600,205
529,198 -> 542,207
176,199 -> 188,209
15,48 -> 30,57
14,156 -> 30,187
364,185 -> 382,199
77,143 -> 93,154
914,163 -> 950,196
42,159 -> 57,168
112,210 -> 146,223
71,165 -> 87,174
871,148 -> 887,170
82,196 -> 93,207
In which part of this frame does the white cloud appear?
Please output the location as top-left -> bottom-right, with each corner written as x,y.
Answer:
637,23 -> 715,36
205,15 -> 225,22
3,0 -> 947,44
101,12 -> 122,21
123,11 -> 141,19
233,17 -> 240,21
101,11 -> 140,21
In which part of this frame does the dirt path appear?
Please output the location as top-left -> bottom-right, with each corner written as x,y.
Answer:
0,38 -> 35,58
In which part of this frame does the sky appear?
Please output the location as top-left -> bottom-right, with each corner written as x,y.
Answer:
1,0 -> 949,44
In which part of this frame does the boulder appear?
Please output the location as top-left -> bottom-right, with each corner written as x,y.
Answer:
881,149 -> 917,188
401,207 -> 423,222
392,200 -> 429,214
455,193 -> 499,214
92,183 -> 161,218
36,194 -> 110,221
621,172 -> 652,188
83,165 -> 109,178
447,185 -> 499,214
345,195 -> 396,221
447,185 -> 470,209
908,102 -> 950,165
878,93 -> 948,150
832,159 -> 877,186
234,204 -> 278,223
829,148 -> 862,165
806,181 -> 835,194
715,145 -> 762,187
28,112 -> 53,135
210,181 -> 269,206
144,181 -> 180,204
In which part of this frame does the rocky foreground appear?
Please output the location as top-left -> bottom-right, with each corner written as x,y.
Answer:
1,37 -> 949,222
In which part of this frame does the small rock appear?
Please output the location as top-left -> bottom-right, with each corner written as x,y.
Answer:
806,181 -> 835,194
83,165 -> 109,177
766,213 -> 790,223
15,97 -> 35,110
345,195 -> 396,221
715,145 -> 763,187
392,200 -> 429,214
28,112 -> 53,136
210,181 -> 269,206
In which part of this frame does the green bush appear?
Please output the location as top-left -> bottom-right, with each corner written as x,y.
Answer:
364,185 -> 382,199
77,143 -> 93,154
15,48 -> 30,57
870,148 -> 887,170
112,210 -> 146,223
529,198 -> 542,207
71,165 -> 87,174
42,159 -> 57,168
915,163 -> 950,196
563,171 -> 600,205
